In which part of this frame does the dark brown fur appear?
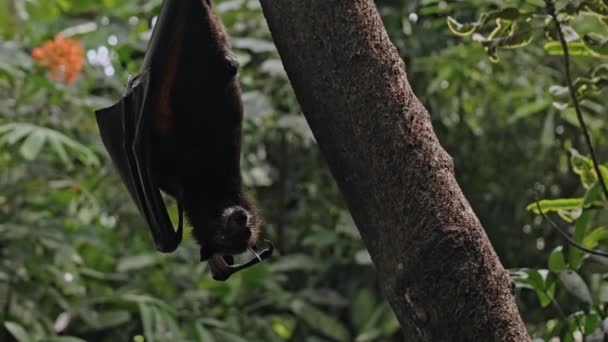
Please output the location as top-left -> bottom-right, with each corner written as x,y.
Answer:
149,0 -> 259,259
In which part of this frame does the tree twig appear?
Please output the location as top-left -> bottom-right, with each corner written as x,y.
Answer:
545,0 -> 608,200
551,298 -> 585,338
535,200 -> 608,257
1,277 -> 13,342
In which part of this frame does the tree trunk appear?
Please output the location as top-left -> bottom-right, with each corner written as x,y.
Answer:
258,1 -> 529,340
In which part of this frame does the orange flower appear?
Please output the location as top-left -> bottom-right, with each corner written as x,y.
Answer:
31,35 -> 84,84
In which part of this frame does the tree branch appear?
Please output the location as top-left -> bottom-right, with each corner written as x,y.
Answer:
545,0 -> 608,200
535,200 -> 608,257
258,1 -> 529,340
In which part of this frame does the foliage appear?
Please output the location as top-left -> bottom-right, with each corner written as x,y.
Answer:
513,150 -> 608,340
1,0 -> 607,340
449,0 -> 608,339
0,0 -> 398,341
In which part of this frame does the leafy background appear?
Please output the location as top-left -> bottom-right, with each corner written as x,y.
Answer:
0,0 -> 607,341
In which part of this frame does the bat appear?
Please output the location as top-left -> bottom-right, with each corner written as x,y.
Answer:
94,0 -> 272,281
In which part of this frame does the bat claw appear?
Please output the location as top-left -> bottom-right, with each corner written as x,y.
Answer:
248,245 -> 262,262
208,240 -> 274,281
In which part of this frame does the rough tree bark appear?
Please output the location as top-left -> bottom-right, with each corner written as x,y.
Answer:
258,1 -> 529,341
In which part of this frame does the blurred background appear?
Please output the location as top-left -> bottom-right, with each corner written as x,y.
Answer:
0,0 -> 606,341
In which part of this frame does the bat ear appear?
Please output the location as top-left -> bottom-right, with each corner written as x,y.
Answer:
200,248 -> 213,262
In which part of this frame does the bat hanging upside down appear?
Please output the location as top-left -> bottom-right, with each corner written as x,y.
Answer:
95,0 -> 272,280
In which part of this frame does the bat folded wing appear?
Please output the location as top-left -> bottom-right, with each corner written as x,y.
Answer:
95,71 -> 183,253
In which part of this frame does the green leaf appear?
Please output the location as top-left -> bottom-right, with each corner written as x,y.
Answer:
290,299 -> 350,341
214,330 -> 250,342
538,274 -> 556,308
49,136 -> 73,168
355,329 -> 383,342
300,288 -> 349,308
198,279 -> 231,297
583,313 -> 600,334
3,321 -> 33,342
143,304 -> 181,342
0,123 -> 33,144
600,165 -> 608,195
123,294 -> 176,315
571,149 -> 596,188
446,17 -> 478,36
573,76 -> 608,99
351,289 -> 376,329
558,270 -> 592,304
510,269 -> 555,307
549,247 -> 567,272
91,310 -> 131,330
194,323 -> 216,342
487,18 -> 512,40
19,130 -> 46,160
585,254 -> 608,273
0,123 -> 99,167
583,182 -> 603,207
490,20 -> 535,49
509,99 -> 550,123
117,254 -> 158,272
484,44 -> 500,63
269,254 -> 324,272
361,304 -> 390,334
473,7 -> 525,33
483,7 -> 523,22
549,85 -> 570,101
583,33 -> 608,56
556,208 -> 582,223
570,211 -> 590,270
139,303 -> 154,342
561,108 -> 605,129
592,64 -> 608,78
271,316 -> 296,339
582,227 -> 608,249
379,309 -> 400,336
47,337 -> 88,342
526,198 -> 584,214
541,111 -> 555,148
544,41 -> 593,56
151,306 -> 167,341
582,0 -> 608,16
301,230 -> 338,249
354,249 -> 373,265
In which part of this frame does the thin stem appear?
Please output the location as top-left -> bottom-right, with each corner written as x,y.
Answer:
536,200 -> 608,257
551,298 -> 585,338
545,0 -> 608,200
277,130 -> 288,250
1,278 -> 13,342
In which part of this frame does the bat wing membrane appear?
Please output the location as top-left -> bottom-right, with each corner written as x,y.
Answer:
95,71 -> 183,253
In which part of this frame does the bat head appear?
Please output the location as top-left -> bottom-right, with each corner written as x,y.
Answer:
195,204 -> 260,261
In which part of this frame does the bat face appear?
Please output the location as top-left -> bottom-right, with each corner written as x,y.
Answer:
216,206 -> 255,252
194,204 -> 260,261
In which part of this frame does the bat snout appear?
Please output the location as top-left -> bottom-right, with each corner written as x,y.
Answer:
222,206 -> 252,243
195,205 -> 259,261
